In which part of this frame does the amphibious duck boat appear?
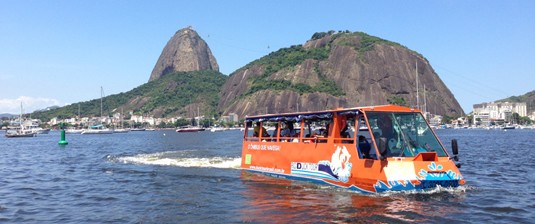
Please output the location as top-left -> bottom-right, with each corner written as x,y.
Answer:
240,105 -> 464,193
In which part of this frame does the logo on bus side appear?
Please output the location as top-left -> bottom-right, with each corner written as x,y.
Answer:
247,143 -> 281,151
291,145 -> 353,183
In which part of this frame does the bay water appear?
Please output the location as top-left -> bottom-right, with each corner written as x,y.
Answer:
0,128 -> 533,223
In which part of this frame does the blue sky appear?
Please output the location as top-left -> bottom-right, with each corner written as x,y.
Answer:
1,0 -> 534,115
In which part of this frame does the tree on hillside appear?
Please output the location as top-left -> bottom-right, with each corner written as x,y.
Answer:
190,117 -> 197,126
173,118 -> 189,127
387,96 -> 407,106
519,116 -> 531,125
466,114 -> 474,126
512,113 -> 520,124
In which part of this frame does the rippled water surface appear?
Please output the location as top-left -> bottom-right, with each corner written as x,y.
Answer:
1,129 -> 533,223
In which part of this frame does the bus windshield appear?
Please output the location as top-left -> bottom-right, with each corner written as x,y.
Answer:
366,111 -> 448,157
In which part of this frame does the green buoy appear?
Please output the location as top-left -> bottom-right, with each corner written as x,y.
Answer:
58,129 -> 68,145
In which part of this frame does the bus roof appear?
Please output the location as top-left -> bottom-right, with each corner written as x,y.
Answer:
244,105 -> 420,122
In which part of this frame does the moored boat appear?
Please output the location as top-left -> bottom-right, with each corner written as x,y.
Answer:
81,124 -> 113,134
176,126 -> 205,132
113,128 -> 130,133
81,129 -> 113,134
5,102 -> 36,138
23,120 -> 50,134
81,86 -> 113,135
5,126 -> 36,138
65,128 -> 84,134
210,127 -> 225,132
502,124 -> 516,130
32,128 -> 51,134
240,105 -> 464,193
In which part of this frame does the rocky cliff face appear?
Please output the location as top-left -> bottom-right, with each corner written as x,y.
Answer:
149,27 -> 219,82
218,31 -> 464,118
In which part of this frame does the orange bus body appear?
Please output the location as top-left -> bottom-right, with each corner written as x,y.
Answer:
240,105 -> 464,193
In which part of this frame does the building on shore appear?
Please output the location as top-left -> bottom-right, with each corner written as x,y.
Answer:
473,102 -> 527,126
219,113 -> 239,124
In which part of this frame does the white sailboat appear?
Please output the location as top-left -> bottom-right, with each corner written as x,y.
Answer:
5,103 -> 36,138
176,107 -> 205,132
113,108 -> 129,133
82,87 -> 113,134
67,104 -> 85,134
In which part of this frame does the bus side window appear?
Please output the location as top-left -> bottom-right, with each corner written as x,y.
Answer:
356,117 -> 378,159
245,121 -> 257,141
340,116 -> 355,144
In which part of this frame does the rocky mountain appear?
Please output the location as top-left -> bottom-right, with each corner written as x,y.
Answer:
218,31 -> 464,118
149,27 -> 219,82
32,29 -> 465,123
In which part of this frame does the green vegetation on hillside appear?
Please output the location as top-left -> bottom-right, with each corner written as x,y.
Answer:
499,91 -> 535,101
134,70 -> 226,117
312,30 -> 425,60
242,45 -> 343,97
258,45 -> 329,74
497,90 -> 535,113
232,30 -> 429,100
31,70 -> 227,121
387,96 -> 407,106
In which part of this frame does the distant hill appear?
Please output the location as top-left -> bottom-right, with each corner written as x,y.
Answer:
0,113 -> 15,119
497,90 -> 535,114
218,30 -> 463,118
31,70 -> 227,121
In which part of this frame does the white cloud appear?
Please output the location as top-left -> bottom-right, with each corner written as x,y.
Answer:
0,96 -> 61,114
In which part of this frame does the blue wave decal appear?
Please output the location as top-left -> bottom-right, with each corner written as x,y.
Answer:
248,168 -> 376,194
413,162 -> 462,189
373,180 -> 417,192
417,162 -> 462,181
290,169 -> 339,181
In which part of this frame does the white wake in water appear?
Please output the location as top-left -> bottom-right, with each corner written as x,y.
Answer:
373,184 -> 473,197
114,152 -> 242,169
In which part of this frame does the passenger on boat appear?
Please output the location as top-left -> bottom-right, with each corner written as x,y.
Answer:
281,122 -> 299,142
281,122 -> 297,137
314,122 -> 331,143
271,123 -> 280,137
269,123 -> 282,142
321,122 -> 331,136
341,128 -> 353,143
253,122 -> 270,137
340,124 -> 350,138
376,115 -> 394,138
373,113 -> 400,157
358,135 -> 372,159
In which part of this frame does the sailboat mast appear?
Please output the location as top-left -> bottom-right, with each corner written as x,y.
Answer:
100,86 -> 103,118
20,102 -> 23,128
416,61 -> 419,110
424,84 -> 427,114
